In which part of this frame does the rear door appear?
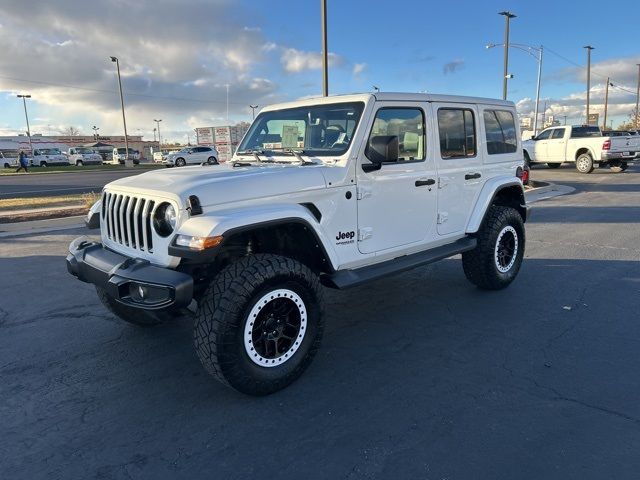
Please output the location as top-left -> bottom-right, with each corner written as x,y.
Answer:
432,103 -> 483,235
546,127 -> 567,162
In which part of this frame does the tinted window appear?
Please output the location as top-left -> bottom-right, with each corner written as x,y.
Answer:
571,126 -> 601,138
367,108 -> 425,162
536,129 -> 552,140
483,110 -> 517,154
551,129 -> 565,139
438,108 -> 476,158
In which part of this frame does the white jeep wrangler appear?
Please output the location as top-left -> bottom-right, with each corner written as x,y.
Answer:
67,93 -> 529,395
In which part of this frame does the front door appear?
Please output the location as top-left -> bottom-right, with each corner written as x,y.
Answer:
546,128 -> 567,162
433,103 -> 483,235
532,128 -> 552,161
356,103 -> 437,254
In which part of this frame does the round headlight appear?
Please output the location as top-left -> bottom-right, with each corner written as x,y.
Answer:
153,202 -> 176,237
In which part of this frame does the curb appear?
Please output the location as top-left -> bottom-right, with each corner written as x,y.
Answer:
525,182 -> 575,204
0,216 -> 86,238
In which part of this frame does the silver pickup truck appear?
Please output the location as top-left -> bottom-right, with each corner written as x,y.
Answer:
523,125 -> 636,173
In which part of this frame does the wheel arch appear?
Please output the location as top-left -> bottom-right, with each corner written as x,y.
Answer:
466,178 -> 527,234
574,147 -> 594,161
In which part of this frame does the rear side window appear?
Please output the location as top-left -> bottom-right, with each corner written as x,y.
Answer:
438,108 -> 476,159
483,110 -> 517,154
571,126 -> 601,138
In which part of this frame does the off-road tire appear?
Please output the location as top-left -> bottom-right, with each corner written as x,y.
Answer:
95,287 -> 163,326
575,153 -> 594,173
176,158 -> 186,167
194,254 -> 325,396
547,162 -> 561,169
462,206 -> 525,290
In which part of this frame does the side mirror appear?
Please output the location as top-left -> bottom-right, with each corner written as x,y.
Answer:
363,135 -> 398,172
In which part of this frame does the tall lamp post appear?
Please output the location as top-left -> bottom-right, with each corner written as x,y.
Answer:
154,119 -> 162,148
92,125 -> 100,141
16,94 -> 33,155
321,0 -> 328,96
110,56 -> 130,163
498,11 -> 516,100
487,42 -> 543,134
583,46 -> 594,123
249,104 -> 258,121
635,64 -> 640,129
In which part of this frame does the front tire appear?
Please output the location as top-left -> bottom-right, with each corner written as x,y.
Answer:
95,287 -> 163,326
207,156 -> 217,165
462,206 -> 525,290
176,158 -> 186,167
76,160 -> 83,166
575,153 -> 594,173
194,254 -> 325,396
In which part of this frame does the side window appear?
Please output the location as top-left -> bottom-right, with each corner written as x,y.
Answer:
536,129 -> 552,140
367,108 -> 425,162
551,129 -> 565,139
483,109 -> 517,154
438,108 -> 476,159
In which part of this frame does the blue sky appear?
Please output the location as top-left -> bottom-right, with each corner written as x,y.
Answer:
0,0 -> 638,142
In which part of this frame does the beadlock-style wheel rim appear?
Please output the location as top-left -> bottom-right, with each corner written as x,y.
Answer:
494,226 -> 518,273
244,289 -> 307,367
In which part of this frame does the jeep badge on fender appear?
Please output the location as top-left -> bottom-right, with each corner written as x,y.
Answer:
67,92 -> 529,396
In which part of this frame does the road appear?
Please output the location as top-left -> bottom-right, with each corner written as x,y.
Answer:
1,166 -> 639,479
0,168 -> 153,199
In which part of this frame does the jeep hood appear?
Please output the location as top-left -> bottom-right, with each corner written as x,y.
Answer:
107,163 -> 328,208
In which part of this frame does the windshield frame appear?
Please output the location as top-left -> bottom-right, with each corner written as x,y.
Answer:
237,101 -> 365,157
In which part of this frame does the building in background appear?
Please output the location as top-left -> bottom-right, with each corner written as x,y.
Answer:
196,123 -> 250,162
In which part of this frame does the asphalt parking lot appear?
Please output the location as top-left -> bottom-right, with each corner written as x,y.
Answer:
1,165 -> 639,479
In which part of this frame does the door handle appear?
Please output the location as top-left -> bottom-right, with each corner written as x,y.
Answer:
415,179 -> 436,187
465,173 -> 481,180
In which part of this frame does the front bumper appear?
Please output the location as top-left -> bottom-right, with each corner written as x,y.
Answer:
66,237 -> 193,311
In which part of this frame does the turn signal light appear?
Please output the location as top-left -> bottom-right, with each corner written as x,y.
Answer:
175,234 -> 223,250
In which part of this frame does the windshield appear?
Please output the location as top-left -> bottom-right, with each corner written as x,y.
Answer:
237,102 -> 364,156
39,148 -> 62,155
117,148 -> 134,154
75,147 -> 94,154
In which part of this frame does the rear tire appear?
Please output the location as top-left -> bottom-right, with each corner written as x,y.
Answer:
575,153 -> 594,173
207,156 -> 217,165
41,161 -> 48,167
76,160 -> 83,166
547,162 -> 561,169
95,287 -> 163,326
462,206 -> 525,290
193,254 -> 325,396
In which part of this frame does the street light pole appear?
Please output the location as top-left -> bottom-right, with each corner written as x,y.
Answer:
533,45 -> 543,135
110,56 -> 130,163
603,77 -> 611,131
154,119 -> 162,148
499,11 -> 516,100
16,94 -> 33,155
321,0 -> 328,96
249,105 -> 258,121
583,46 -> 594,123
153,127 -> 157,143
635,64 -> 640,129
92,125 -> 100,141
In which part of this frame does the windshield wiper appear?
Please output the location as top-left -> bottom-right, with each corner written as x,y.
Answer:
282,149 -> 317,165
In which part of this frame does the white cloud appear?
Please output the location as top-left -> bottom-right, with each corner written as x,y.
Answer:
281,48 -> 344,73
353,63 -> 366,77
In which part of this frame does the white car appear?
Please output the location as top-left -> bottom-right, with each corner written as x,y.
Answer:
164,146 -> 218,167
32,148 -> 69,167
67,147 -> 103,166
69,92 -> 529,396
109,148 -> 141,165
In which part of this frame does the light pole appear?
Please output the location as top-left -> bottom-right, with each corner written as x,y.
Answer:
603,77 -> 612,131
224,85 -> 229,124
321,0 -> 328,96
110,56 -> 130,163
487,42 -> 543,134
153,127 -> 157,143
92,125 -> 100,141
498,11 -> 516,100
154,119 -> 162,148
635,64 -> 640,129
583,46 -> 594,123
249,105 -> 258,121
16,94 -> 33,155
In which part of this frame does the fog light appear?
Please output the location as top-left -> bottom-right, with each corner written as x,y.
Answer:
128,282 -> 172,305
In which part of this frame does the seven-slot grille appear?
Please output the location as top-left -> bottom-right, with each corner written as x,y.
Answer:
102,191 -> 156,252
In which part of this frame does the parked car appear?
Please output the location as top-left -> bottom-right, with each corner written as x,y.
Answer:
1,150 -> 25,168
32,148 -> 69,167
68,92 -> 529,396
164,146 -> 218,167
67,147 -> 103,166
108,148 -> 140,165
523,125 -> 636,173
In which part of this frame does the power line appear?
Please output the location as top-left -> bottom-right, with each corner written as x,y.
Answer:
0,74 -> 251,106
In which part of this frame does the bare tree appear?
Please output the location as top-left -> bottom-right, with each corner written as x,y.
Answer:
62,126 -> 81,136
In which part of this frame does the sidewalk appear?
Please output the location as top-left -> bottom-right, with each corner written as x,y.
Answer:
0,215 -> 86,238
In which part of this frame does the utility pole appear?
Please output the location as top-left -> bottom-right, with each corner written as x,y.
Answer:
154,119 -> 162,148
225,84 -> 230,124
603,77 -> 611,131
153,128 -> 157,143
533,46 -> 543,135
321,0 -> 328,96
16,94 -> 33,155
249,105 -> 258,121
499,11 -> 516,100
635,64 -> 640,129
583,46 -> 594,123
110,56 -> 130,164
